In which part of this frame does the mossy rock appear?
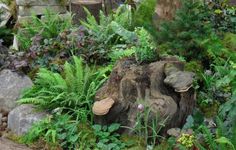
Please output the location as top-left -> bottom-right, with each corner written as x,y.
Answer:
121,134 -> 145,149
185,60 -> 204,80
222,33 -> 236,51
199,101 -> 219,118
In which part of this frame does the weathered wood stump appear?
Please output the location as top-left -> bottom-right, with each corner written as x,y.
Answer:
103,0 -> 125,14
71,0 -> 102,24
155,0 -> 181,20
92,58 -> 196,134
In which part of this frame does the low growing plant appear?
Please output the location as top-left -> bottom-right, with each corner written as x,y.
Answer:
127,102 -> 167,148
92,123 -> 128,150
22,114 -> 97,149
16,10 -> 73,50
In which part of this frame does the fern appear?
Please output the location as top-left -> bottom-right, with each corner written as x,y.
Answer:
133,27 -> 158,63
199,125 -> 218,150
17,9 -> 73,50
18,56 -> 110,122
133,0 -> 157,28
231,124 -> 236,147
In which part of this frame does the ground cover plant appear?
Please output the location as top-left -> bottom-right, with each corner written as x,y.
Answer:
4,0 -> 236,149
16,10 -> 73,50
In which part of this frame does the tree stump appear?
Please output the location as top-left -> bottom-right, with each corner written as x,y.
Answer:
71,0 -> 102,24
103,0 -> 125,14
155,0 -> 181,20
92,57 -> 196,135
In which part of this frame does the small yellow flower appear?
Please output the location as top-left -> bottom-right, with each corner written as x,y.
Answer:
177,133 -> 195,148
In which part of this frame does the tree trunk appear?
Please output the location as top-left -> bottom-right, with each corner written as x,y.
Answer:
71,0 -> 102,24
103,0 -> 125,14
155,0 -> 181,20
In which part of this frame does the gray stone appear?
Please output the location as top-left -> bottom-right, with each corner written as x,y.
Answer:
17,13 -> 70,25
16,0 -> 68,6
0,137 -> 31,150
18,5 -> 67,16
17,15 -> 32,24
0,113 -> 2,125
0,69 -> 33,111
1,116 -> 7,122
8,104 -> 47,135
0,3 -> 11,27
2,122 -> 7,128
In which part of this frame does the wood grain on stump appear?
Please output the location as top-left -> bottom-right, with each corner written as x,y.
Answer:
93,58 -> 196,135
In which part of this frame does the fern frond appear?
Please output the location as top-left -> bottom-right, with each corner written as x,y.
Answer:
80,7 -> 99,32
200,125 -> 217,150
64,62 -> 75,92
18,98 -> 45,105
18,56 -> 109,122
73,56 -> 84,95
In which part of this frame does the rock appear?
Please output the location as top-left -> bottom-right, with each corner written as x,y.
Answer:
0,69 -> 33,111
0,113 -> 2,125
8,104 -> 47,135
18,5 -> 67,16
1,116 -> 7,122
16,0 -> 68,6
93,58 -> 195,134
2,122 -> 7,128
0,137 -> 31,150
167,128 -> 181,137
0,3 -> 11,27
0,108 -> 9,117
0,40 -> 9,69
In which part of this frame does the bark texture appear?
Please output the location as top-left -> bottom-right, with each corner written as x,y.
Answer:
71,0 -> 102,24
93,58 -> 196,134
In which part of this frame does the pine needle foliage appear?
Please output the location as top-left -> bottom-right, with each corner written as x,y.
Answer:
157,0 -> 212,60
18,56 -> 109,122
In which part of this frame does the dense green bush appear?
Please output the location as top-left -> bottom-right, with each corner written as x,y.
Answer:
157,0 -> 213,61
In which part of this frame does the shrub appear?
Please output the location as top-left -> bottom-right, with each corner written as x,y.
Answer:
157,0 -> 212,59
